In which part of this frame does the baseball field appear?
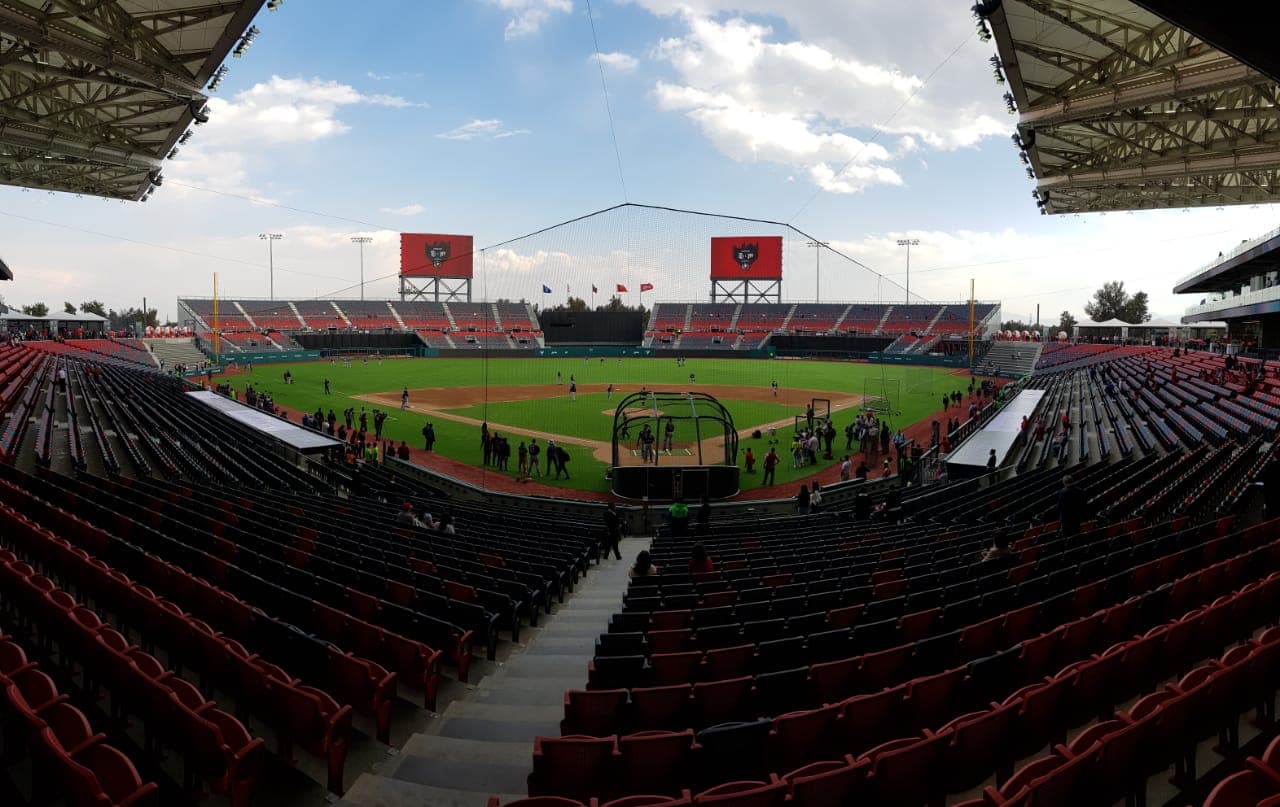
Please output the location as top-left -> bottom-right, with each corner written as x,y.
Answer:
233,356 -> 964,494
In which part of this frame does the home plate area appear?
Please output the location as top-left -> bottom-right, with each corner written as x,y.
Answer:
626,447 -> 693,457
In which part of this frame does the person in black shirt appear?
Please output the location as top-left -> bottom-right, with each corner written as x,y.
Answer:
1057,474 -> 1087,536
602,502 -> 622,560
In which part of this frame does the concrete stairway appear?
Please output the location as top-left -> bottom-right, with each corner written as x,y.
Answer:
981,341 -> 1043,377
341,536 -> 649,807
144,338 -> 203,368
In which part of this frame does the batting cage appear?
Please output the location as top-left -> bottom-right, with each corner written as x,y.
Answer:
610,390 -> 739,500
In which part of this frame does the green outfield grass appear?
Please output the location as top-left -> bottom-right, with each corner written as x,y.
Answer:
235,357 -> 961,492
440,394 -> 799,443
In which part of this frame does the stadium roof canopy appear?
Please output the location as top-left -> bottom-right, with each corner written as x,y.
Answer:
979,0 -> 1280,214
0,0 -> 268,201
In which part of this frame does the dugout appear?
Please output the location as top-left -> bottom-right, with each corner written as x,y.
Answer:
610,390 -> 740,500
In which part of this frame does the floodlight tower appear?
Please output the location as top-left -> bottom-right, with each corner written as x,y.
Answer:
351,236 -> 373,301
259,233 -> 283,300
897,238 -> 919,303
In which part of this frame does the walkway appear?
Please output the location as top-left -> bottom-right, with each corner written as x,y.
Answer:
339,535 -> 649,807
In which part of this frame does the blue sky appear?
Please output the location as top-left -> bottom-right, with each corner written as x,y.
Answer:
1,0 -> 1276,324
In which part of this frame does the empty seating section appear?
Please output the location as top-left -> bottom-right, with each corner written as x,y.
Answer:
0,344 -> 604,800
841,304 -> 888,333
449,302 -> 496,330
457,332 -> 513,349
649,304 -> 688,332
416,330 -> 455,349
735,304 -> 790,333
496,302 -> 538,332
933,304 -> 983,335
293,301 -> 347,330
1030,347 -> 1280,466
172,298 -> 996,352
180,299 -> 253,332
686,304 -> 736,332
512,444 -> 1280,804
787,304 -> 844,333
879,304 -> 940,334
333,300 -> 399,329
392,301 -> 452,329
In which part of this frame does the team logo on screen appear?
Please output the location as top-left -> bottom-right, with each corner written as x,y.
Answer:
733,243 -> 759,272
426,241 -> 451,268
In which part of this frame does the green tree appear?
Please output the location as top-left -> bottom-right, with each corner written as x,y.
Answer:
111,306 -> 158,330
1121,291 -> 1151,323
63,301 -> 77,315
598,295 -> 648,316
1000,319 -> 1035,333
79,300 -> 107,317
1057,310 -> 1077,335
21,302 -> 48,317
1084,280 -> 1150,322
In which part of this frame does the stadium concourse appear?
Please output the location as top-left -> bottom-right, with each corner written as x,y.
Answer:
0,328 -> 1275,807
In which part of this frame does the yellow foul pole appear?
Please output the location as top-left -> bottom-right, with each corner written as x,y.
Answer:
213,273 -> 220,366
968,278 -> 975,374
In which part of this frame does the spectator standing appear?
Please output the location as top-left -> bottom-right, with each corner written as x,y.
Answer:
668,498 -> 690,537
762,448 -> 779,486
810,482 -> 823,512
795,484 -> 811,514
528,438 -> 541,477
1057,474 -> 1087,536
602,503 -> 623,560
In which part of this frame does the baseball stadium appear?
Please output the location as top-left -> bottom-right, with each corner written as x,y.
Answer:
0,2 -> 1279,807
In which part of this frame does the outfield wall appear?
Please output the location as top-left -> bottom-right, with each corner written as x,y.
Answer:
772,334 -> 893,359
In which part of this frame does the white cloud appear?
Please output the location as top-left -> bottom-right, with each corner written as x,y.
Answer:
200,76 -> 417,147
591,51 -> 640,73
482,0 -> 573,40
437,118 -> 531,141
166,76 -> 419,198
380,203 -> 425,216
653,82 -> 901,193
634,7 -> 1006,194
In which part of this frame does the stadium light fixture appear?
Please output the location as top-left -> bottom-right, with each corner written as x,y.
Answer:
351,236 -> 373,301
990,56 -> 1005,84
897,239 -> 919,303
268,0 -> 284,9
1003,93 -> 1017,115
208,65 -> 229,93
260,233 -> 283,300
178,130 -> 193,145
233,26 -> 259,58
805,240 -> 829,304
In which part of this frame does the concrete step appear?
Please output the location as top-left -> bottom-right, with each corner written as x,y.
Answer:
343,773 -> 522,807
438,701 -> 563,724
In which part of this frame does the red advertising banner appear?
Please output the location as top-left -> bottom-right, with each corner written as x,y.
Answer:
710,236 -> 783,280
400,233 -> 474,278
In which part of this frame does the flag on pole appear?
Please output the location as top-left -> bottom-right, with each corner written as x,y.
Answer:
640,282 -> 654,292
542,284 -> 551,293
616,284 -> 628,293
592,284 -> 598,294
